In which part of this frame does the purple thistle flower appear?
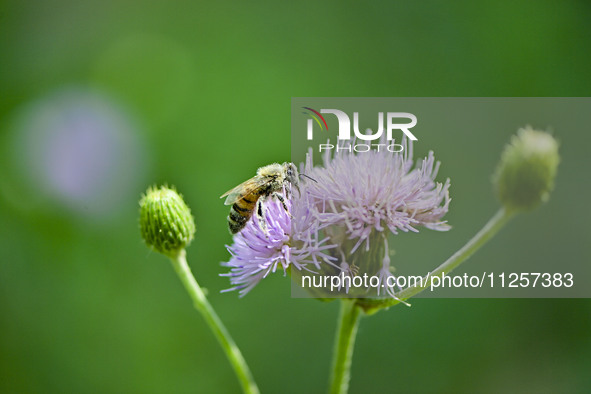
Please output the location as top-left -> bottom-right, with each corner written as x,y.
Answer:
221,189 -> 335,296
303,138 -> 451,253
222,137 -> 451,299
297,137 -> 451,300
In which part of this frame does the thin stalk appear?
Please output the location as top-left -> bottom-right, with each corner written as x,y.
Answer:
170,250 -> 259,394
357,207 -> 515,313
329,300 -> 362,394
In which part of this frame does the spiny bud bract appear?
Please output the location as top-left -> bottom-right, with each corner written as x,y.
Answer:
494,127 -> 560,212
140,185 -> 196,257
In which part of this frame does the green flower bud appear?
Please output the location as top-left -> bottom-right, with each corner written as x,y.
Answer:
140,185 -> 196,257
493,127 -> 559,212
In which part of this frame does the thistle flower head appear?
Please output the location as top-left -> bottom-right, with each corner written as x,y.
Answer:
222,137 -> 451,299
140,185 -> 195,257
221,188 -> 335,296
304,138 -> 451,253
494,127 -> 560,212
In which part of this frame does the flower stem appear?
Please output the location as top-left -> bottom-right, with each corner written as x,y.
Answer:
357,207 -> 515,314
170,250 -> 259,394
329,300 -> 362,394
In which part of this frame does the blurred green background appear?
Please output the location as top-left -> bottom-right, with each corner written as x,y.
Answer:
1,1 -> 590,393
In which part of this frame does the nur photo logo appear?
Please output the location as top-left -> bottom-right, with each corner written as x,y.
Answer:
302,106 -> 418,153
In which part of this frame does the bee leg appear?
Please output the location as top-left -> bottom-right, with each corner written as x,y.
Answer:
273,192 -> 293,219
350,263 -> 360,277
255,197 -> 270,236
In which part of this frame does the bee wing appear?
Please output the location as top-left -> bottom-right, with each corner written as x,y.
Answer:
220,176 -> 272,205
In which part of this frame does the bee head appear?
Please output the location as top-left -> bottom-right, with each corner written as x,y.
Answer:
283,162 -> 318,197
284,162 -> 299,185
281,162 -> 300,196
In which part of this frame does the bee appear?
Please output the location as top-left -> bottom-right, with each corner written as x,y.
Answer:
220,162 -> 300,234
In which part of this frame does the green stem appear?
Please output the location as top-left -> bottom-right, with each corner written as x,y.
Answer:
357,207 -> 515,314
329,300 -> 362,394
170,250 -> 259,394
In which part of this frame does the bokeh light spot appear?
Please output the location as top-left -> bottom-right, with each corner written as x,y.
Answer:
9,87 -> 149,218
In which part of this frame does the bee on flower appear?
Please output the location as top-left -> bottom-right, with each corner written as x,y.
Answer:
222,137 -> 451,300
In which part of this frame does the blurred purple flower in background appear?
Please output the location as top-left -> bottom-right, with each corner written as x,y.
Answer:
7,87 -> 148,218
